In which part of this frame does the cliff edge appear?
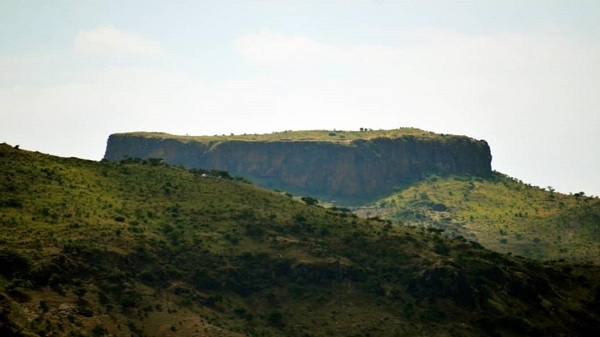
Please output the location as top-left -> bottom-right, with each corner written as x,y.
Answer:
104,129 -> 492,203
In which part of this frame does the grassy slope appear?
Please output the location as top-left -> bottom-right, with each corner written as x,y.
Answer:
2,144 -> 600,337
119,128 -> 463,144
355,172 -> 600,263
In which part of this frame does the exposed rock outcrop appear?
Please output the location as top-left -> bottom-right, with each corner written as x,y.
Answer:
104,131 -> 492,203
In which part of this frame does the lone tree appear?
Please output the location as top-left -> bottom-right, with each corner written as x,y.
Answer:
301,196 -> 319,206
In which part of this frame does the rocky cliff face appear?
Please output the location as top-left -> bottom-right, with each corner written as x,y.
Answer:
104,132 -> 492,203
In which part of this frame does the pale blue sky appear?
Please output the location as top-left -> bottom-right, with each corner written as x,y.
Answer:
1,0 -> 599,196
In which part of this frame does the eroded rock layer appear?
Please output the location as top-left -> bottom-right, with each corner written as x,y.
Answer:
104,131 -> 492,202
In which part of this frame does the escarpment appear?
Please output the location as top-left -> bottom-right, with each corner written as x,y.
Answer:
104,130 -> 492,203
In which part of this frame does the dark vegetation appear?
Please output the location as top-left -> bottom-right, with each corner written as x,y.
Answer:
2,143 -> 600,336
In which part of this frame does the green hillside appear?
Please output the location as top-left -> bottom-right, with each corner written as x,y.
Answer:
354,173 -> 600,263
2,143 -> 600,336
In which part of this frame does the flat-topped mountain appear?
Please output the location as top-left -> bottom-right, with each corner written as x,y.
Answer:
104,129 -> 492,203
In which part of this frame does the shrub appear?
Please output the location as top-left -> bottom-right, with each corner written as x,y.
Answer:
138,270 -> 157,285
6,284 -> 31,302
48,273 -> 63,289
120,294 -> 136,308
301,196 -> 319,206
244,223 -> 265,238
1,198 -> 23,208
147,158 -> 164,166
0,249 -> 31,278
205,294 -> 223,306
39,300 -> 49,312
268,310 -> 284,327
293,214 -> 307,224
91,324 -> 108,336
73,286 -> 87,298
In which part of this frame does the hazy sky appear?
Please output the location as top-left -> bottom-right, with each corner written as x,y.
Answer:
1,0 -> 599,196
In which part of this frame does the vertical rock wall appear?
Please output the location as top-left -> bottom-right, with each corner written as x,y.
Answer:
104,133 -> 492,202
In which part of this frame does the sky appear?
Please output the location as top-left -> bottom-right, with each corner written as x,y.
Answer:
1,0 -> 599,196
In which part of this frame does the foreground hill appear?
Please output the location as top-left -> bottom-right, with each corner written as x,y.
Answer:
104,129 -> 492,204
2,143 -> 600,336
